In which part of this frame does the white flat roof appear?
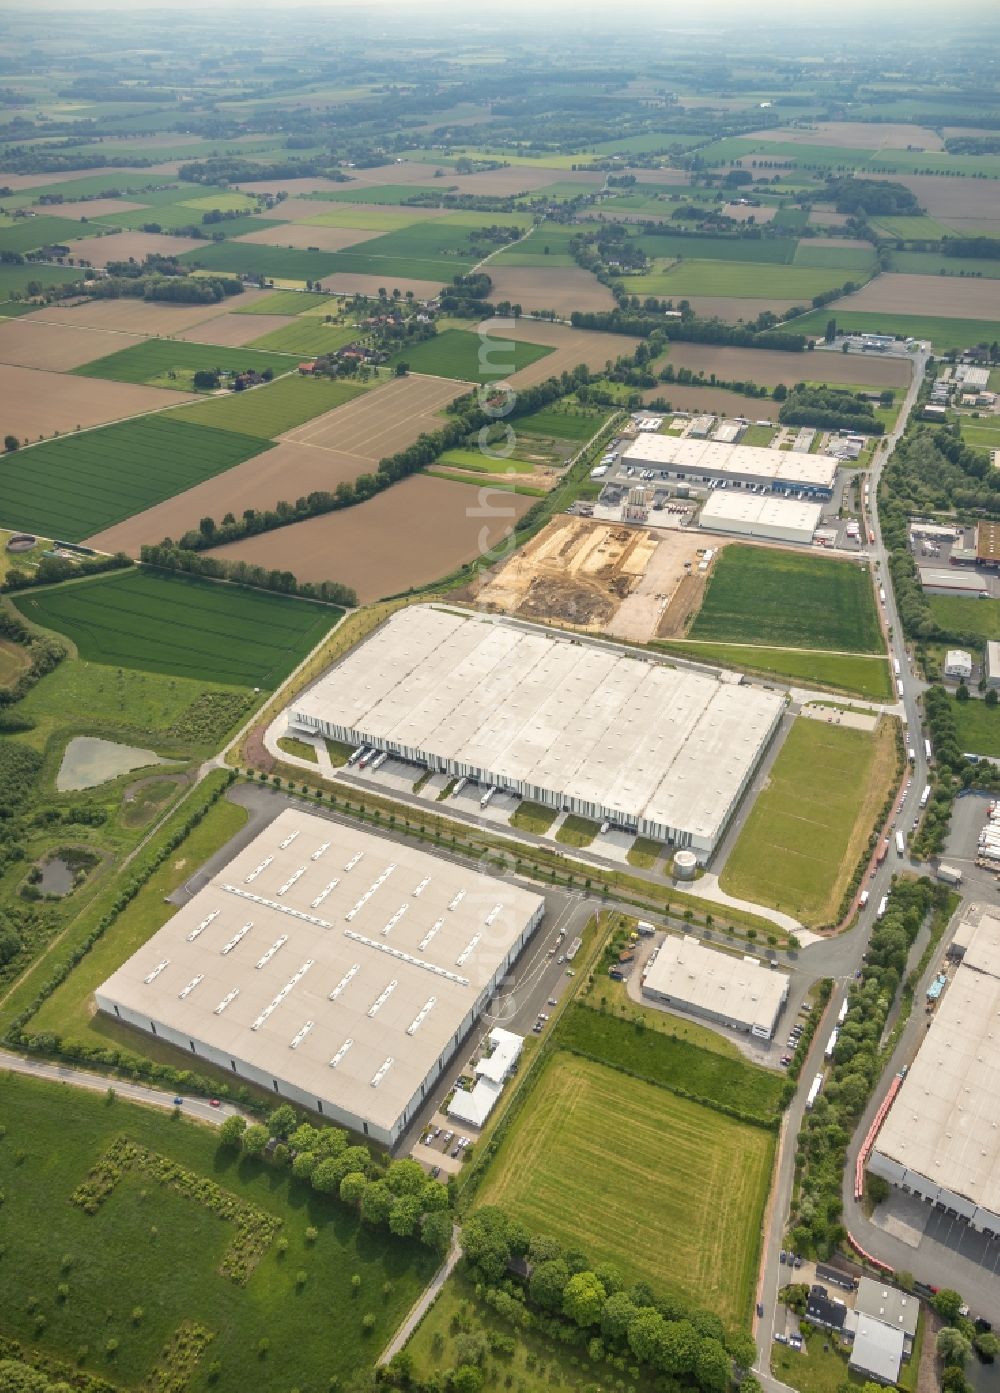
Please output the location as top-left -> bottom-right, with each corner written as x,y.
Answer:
643,934 -> 788,1033
700,490 -> 822,535
622,434 -> 838,490
96,809 -> 544,1137
874,906 -> 1000,1214
850,1316 -> 905,1383
293,607 -> 785,847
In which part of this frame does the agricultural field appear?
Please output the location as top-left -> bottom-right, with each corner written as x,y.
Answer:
0,415 -> 270,541
0,363 -> 193,447
476,1050 -> 774,1328
479,318 -> 640,386
387,327 -> 553,381
246,318 -> 361,356
836,272 -> 1000,321
518,401 -> 611,441
870,215 -> 958,240
633,232 -> 796,263
279,372 -> 463,457
490,223 -> 580,266
720,715 -> 897,925
486,264 -> 615,316
169,374 -> 366,439
298,221 -> 499,281
0,1074 -> 436,1393
0,319 -> 144,371
232,289 -> 339,315
64,228 -> 206,266
0,214 -> 101,254
889,250 -> 1000,279
689,546 -> 884,654
791,241 -> 877,271
623,260 -> 858,300
653,639 -> 894,701
178,239 -> 342,280
0,262 -> 85,294
789,308 -> 999,354
19,567 -> 340,687
208,473 -> 534,601
952,696 -> 1000,759
72,338 -> 296,389
660,342 -> 912,389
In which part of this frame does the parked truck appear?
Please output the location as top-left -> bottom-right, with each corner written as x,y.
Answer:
936,864 -> 963,886
806,1074 -> 824,1110
895,830 -> 906,856
876,839 -> 889,865
876,895 -> 889,920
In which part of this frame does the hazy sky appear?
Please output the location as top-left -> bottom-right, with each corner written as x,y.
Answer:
5,0 -> 999,12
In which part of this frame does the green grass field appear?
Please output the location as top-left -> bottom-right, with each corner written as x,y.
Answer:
72,339 -> 295,389
871,215 -> 958,241
490,224 -> 580,267
308,183 -> 440,204
952,697 -> 1000,758
0,1074 -> 435,1393
787,309 -> 995,353
927,594 -> 1000,641
246,317 -> 360,357
653,639 -> 894,700
690,546 -> 884,653
959,420 -> 1000,452
633,232 -> 796,264
509,799 -> 558,833
303,207 -> 440,232
181,192 -> 257,212
232,289 -> 339,315
0,214 -> 100,254
19,568 -> 340,686
178,240 -> 342,281
169,374 -> 366,438
388,328 -> 553,381
518,402 -> 610,441
0,416 -> 270,541
720,717 -> 893,925
435,448 -> 534,474
0,262 -> 85,294
792,243 -> 876,271
311,221 -> 492,281
476,1051 -> 773,1328
888,251 -> 1000,279
623,259 -> 858,300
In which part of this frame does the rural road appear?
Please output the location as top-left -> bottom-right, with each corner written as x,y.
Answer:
378,1226 -> 462,1366
753,342 -> 935,1385
0,1047 -> 250,1126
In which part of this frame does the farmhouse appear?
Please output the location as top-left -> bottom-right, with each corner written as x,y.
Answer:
95,809 -> 545,1147
869,905 -> 1000,1233
698,490 -> 822,545
641,934 -> 789,1039
622,434 -> 838,498
290,606 -> 785,860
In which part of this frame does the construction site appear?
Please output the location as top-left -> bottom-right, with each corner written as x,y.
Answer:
473,514 -> 720,642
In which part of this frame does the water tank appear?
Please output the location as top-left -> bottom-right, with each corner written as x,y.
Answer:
673,850 -> 697,881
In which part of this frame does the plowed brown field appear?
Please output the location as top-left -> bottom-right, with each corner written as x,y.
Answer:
661,342 -> 912,388
838,273 -> 1000,320
0,365 -> 192,441
0,319 -> 142,371
486,266 -> 615,316
207,473 -> 533,601
479,319 -> 640,387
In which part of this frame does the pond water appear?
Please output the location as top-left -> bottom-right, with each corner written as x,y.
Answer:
57,736 -> 175,792
37,855 -> 75,896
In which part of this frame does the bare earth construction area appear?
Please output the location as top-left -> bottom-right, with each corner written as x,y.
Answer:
475,514 -> 716,642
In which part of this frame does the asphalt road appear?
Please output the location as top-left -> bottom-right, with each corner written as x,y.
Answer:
752,344 -> 932,1393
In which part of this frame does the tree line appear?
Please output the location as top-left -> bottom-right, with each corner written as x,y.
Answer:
137,549 -> 357,608
569,307 -> 808,351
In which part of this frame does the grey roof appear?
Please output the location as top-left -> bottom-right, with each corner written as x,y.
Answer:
855,1278 -> 919,1337
806,1293 -> 847,1330
642,934 -> 787,1033
622,434 -> 839,489
95,809 -> 544,1136
850,1316 -> 905,1382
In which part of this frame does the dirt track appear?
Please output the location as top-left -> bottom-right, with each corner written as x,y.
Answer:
280,372 -> 464,459
207,474 -> 533,601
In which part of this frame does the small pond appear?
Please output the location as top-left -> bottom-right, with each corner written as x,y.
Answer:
57,736 -> 176,792
37,855 -> 75,896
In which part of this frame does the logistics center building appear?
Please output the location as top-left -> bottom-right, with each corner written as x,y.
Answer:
95,809 -> 545,1147
290,607 -> 786,861
868,905 -> 1000,1233
621,434 -> 839,498
699,490 -> 822,545
641,934 -> 789,1039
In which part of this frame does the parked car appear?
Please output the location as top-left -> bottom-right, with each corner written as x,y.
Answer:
757,1303 -> 765,1319
779,1250 -> 787,1264
173,1097 -> 184,1106
209,1099 -> 221,1108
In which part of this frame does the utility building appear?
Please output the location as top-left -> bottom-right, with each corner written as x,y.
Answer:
95,810 -> 545,1148
291,607 -> 785,861
869,906 -> 1000,1233
641,934 -> 788,1039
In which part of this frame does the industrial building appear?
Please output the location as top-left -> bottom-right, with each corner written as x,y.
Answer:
978,521 -> 1000,568
447,1027 -> 522,1129
95,809 -> 545,1148
291,607 -> 786,860
698,490 -> 822,545
849,1316 -> 906,1385
943,650 -> 973,680
853,1278 -> 919,1355
918,567 -> 990,598
641,934 -> 789,1039
868,905 -> 1000,1233
986,641 -> 1000,691
621,434 -> 838,498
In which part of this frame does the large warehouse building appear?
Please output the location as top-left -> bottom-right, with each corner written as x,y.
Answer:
641,934 -> 789,1039
622,435 -> 839,498
290,607 -> 785,860
699,490 -> 822,545
868,905 -> 1000,1233
95,809 -> 545,1147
